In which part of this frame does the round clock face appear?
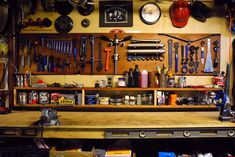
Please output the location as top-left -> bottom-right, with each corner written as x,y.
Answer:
140,2 -> 161,25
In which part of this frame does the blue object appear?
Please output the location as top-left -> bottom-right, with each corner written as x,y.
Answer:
158,152 -> 175,157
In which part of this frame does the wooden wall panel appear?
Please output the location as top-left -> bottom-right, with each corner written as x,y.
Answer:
19,33 -> 220,76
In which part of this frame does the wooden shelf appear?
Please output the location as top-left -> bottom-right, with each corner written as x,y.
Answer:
31,72 -> 76,75
14,87 -> 223,91
13,87 -> 221,111
14,104 -> 217,109
157,87 -> 223,91
0,89 -> 8,92
14,87 -> 83,90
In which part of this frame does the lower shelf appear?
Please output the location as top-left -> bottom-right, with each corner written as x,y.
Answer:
13,104 -> 218,111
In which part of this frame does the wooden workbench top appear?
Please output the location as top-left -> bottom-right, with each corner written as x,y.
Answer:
0,111 -> 234,129
1,111 -> 235,138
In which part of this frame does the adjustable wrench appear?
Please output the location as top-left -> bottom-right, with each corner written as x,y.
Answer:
174,42 -> 179,73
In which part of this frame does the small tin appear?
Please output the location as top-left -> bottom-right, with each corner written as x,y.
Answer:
77,93 -> 82,105
20,75 -> 24,87
18,92 -> 27,104
167,77 -> 175,88
29,91 -> 38,104
51,93 -> 60,105
39,92 -> 49,104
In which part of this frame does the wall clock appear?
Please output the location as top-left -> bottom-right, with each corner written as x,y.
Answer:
99,1 -> 133,27
139,2 -> 161,25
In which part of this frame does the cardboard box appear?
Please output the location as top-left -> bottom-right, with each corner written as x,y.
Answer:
50,147 -> 93,157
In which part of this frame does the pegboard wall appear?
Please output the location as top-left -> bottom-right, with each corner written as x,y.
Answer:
18,33 -> 220,76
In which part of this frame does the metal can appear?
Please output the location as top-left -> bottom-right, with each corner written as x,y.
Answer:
77,93 -> 82,105
178,76 -> 185,88
15,75 -> 20,86
51,93 -> 60,105
167,77 -> 175,88
18,92 -> 27,104
39,92 -> 49,104
20,75 -> 24,87
29,91 -> 38,104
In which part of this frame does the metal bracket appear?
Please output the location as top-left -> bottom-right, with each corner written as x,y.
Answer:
105,128 -> 235,139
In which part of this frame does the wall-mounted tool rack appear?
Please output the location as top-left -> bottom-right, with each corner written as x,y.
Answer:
17,33 -> 221,76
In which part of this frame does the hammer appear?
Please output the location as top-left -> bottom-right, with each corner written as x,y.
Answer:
104,48 -> 111,71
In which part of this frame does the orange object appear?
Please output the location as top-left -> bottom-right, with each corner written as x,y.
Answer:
170,94 -> 177,105
104,48 -> 111,71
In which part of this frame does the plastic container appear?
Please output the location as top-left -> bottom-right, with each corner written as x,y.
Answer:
117,78 -> 126,87
140,70 -> 148,88
170,94 -> 177,105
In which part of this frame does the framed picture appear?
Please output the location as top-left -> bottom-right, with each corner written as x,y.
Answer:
99,1 -> 133,27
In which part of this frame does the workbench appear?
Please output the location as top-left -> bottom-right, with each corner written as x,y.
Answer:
0,111 -> 235,139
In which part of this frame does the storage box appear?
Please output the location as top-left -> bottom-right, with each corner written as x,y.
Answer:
50,147 -> 94,157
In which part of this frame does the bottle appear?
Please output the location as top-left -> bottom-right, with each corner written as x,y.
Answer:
133,65 -> 140,87
160,64 -> 167,87
124,71 -> 129,87
142,93 -> 147,105
129,96 -> 136,105
155,66 -> 161,88
124,95 -> 130,105
148,94 -> 153,105
140,70 -> 148,88
128,68 -> 134,87
136,94 -> 142,105
162,92 -> 165,105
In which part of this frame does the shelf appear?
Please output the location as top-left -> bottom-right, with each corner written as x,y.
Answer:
14,87 -> 83,90
14,87 -> 223,91
31,72 -> 76,75
157,87 -> 223,91
0,57 -> 8,63
13,87 -> 221,111
0,89 -> 8,92
14,104 -> 217,109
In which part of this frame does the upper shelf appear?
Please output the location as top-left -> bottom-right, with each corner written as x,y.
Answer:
14,87 -> 223,91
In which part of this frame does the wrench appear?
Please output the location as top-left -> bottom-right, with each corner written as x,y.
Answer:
189,45 -> 195,67
90,35 -> 95,74
181,45 -> 188,74
96,41 -> 103,72
168,39 -> 173,70
174,42 -> 179,73
213,40 -> 219,68
181,45 -> 184,65
194,46 -> 200,73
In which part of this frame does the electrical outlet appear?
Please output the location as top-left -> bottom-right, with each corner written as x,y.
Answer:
106,76 -> 113,88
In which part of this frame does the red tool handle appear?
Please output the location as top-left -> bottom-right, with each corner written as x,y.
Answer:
105,48 -> 111,71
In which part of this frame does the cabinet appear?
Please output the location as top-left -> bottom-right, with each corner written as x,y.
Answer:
13,87 -> 222,111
